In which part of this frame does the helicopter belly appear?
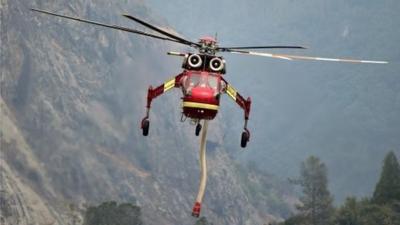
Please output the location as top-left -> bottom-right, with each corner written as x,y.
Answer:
182,101 -> 219,120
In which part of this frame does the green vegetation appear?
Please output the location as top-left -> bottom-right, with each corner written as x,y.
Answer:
84,201 -> 143,225
289,156 -> 334,225
334,197 -> 399,225
78,152 -> 400,225
372,151 -> 400,205
282,152 -> 400,225
82,202 -> 215,225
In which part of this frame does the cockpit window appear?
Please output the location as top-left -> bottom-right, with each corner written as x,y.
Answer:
208,75 -> 218,90
182,73 -> 221,96
186,74 -> 201,87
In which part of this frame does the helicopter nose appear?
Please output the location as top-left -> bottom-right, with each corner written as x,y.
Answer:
191,87 -> 214,99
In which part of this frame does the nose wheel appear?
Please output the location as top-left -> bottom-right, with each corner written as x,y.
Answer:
195,123 -> 202,136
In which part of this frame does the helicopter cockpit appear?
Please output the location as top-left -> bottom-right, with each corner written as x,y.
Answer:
181,72 -> 225,98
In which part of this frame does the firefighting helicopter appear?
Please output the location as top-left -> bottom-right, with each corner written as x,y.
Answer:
32,8 -> 387,217
31,8 -> 387,149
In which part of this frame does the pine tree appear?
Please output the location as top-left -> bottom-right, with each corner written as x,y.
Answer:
294,156 -> 334,225
334,197 -> 362,225
372,151 -> 400,205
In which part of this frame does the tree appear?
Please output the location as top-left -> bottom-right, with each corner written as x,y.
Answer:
372,151 -> 400,205
334,197 -> 362,225
358,203 -> 399,225
84,201 -> 143,225
294,156 -> 334,225
334,197 -> 400,225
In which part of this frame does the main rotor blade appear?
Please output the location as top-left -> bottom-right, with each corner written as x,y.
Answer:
227,49 -> 388,64
218,46 -> 306,51
122,14 -> 200,48
31,8 -> 184,45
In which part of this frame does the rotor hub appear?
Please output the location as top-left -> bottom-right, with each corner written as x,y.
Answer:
198,36 -> 218,55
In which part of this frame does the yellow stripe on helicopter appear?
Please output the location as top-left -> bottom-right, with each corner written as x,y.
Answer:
226,85 -> 237,101
164,78 -> 175,92
182,102 -> 219,110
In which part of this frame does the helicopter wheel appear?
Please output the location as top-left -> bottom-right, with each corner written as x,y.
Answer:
195,123 -> 202,136
142,119 -> 150,136
240,131 -> 249,148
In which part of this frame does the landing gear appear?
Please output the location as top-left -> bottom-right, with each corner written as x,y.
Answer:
221,80 -> 252,148
240,119 -> 250,148
140,73 -> 184,137
195,123 -> 202,136
142,119 -> 150,136
241,130 -> 250,148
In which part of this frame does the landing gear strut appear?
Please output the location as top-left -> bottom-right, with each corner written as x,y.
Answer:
140,73 -> 185,137
221,78 -> 252,148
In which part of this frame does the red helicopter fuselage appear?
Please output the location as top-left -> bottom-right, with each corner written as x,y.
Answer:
141,38 -> 251,146
180,70 -> 222,120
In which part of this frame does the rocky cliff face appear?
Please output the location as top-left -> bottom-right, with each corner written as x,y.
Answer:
0,1 -> 295,224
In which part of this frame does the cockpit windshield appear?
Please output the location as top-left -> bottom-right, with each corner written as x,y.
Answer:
187,73 -> 201,87
208,75 -> 218,90
182,73 -> 221,95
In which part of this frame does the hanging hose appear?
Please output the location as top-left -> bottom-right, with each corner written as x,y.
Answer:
192,120 -> 208,217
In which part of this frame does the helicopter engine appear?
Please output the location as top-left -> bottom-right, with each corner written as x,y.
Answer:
209,57 -> 224,72
188,54 -> 203,68
180,53 -> 226,74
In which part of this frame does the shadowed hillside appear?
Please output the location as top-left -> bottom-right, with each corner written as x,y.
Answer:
0,1 -> 296,224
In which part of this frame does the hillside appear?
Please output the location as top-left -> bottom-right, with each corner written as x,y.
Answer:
0,0 -> 296,224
